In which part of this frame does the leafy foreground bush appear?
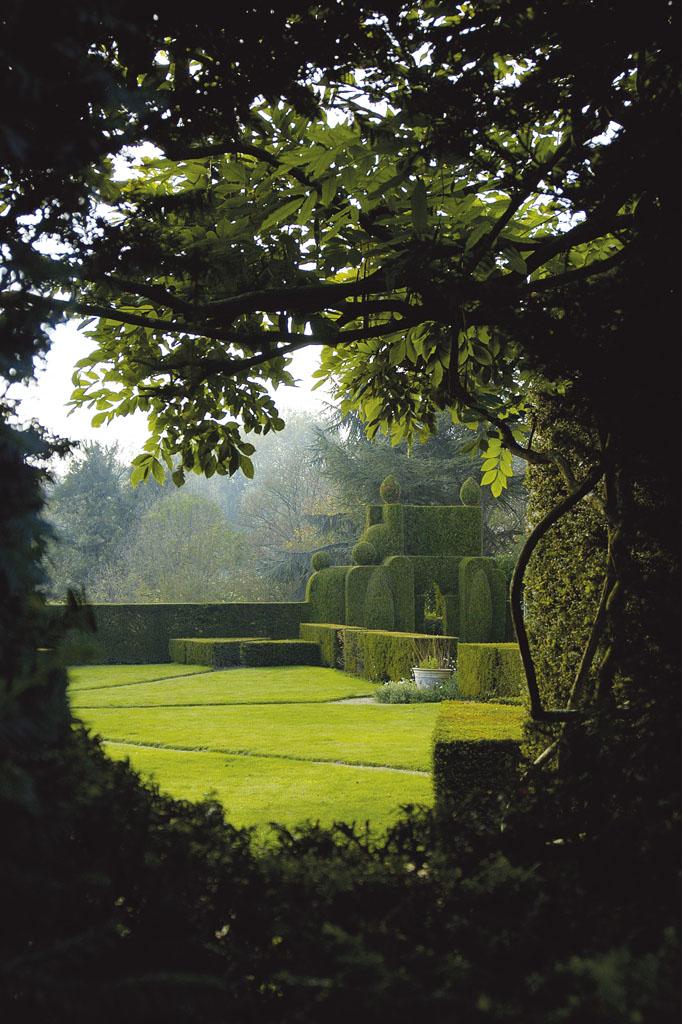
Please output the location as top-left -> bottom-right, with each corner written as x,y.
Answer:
1,725 -> 680,1023
376,676 -> 460,703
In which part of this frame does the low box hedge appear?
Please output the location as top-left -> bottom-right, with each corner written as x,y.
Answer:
302,623 -> 457,682
299,623 -> 352,667
433,702 -> 521,816
239,640 -> 321,667
172,637 -> 268,668
457,642 -> 525,700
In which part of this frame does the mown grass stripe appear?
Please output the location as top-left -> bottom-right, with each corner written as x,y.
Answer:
74,696 -> 374,710
103,737 -> 431,776
69,668 -> 214,692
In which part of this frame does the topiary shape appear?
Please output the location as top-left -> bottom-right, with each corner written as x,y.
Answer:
363,567 -> 395,630
464,565 -> 493,641
352,540 -> 379,565
311,550 -> 332,572
459,476 -> 481,506
379,474 -> 401,503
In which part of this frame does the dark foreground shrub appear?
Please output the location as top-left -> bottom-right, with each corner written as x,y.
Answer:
2,722 -> 681,1024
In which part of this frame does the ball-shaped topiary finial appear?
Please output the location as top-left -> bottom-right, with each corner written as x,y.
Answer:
311,550 -> 332,572
379,474 -> 401,504
352,540 -> 379,565
460,476 -> 481,506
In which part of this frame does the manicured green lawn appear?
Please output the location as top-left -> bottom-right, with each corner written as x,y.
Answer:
82,700 -> 522,771
103,742 -> 433,833
69,664 -> 524,833
71,666 -> 376,707
68,663 -> 208,691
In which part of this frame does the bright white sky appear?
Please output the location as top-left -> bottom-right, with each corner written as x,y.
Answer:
11,322 -> 333,458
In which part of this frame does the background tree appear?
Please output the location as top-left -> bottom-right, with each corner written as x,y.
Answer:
44,443 -> 163,601
113,491 -> 245,602
312,410 -> 526,556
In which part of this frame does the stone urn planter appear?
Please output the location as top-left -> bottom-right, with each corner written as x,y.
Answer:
413,667 -> 453,689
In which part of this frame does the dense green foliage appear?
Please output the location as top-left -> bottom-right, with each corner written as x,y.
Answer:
376,677 -> 459,704
402,504 -> 482,557
351,540 -> 379,565
3,3 -> 681,1020
523,396 -> 606,755
239,640 -> 321,668
433,704 -> 521,819
458,557 -> 507,642
457,643 -> 525,701
58,602 -> 309,664
305,565 -> 348,624
379,474 -> 401,503
311,550 -> 332,572
459,477 -> 481,507
313,414 -> 526,556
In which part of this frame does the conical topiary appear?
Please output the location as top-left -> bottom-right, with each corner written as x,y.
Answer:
379,474 -> 401,504
460,476 -> 481,506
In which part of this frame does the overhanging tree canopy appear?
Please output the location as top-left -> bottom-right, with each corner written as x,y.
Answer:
4,1 -> 671,491
2,1 -> 677,726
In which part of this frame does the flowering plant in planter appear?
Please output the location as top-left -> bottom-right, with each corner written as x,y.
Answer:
411,638 -> 455,689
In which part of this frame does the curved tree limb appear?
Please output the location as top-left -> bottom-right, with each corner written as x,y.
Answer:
510,462 -> 605,721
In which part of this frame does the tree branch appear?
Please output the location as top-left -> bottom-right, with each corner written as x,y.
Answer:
164,139 -> 314,189
510,463 -> 605,722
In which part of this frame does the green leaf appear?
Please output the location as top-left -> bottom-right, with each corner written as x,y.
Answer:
464,221 -> 490,253
259,195 -> 305,233
410,179 -> 428,236
504,247 -> 528,275
130,465 -> 146,488
320,177 -> 337,207
296,191 -> 317,225
150,458 -> 165,484
471,343 -> 493,365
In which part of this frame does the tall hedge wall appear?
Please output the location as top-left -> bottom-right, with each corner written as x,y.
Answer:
458,558 -> 507,642
54,602 -> 309,664
523,396 -> 607,757
305,566 -> 348,625
345,565 -> 376,627
384,556 -> 416,632
363,567 -> 395,631
457,643 -> 524,700
403,505 -> 481,556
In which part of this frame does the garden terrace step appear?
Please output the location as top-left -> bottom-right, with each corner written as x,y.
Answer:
169,637 -> 321,668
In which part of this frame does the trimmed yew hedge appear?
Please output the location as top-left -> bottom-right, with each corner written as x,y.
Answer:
457,642 -> 524,700
301,623 -> 456,682
239,640 -> 321,667
433,702 -> 521,815
55,602 -> 309,664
